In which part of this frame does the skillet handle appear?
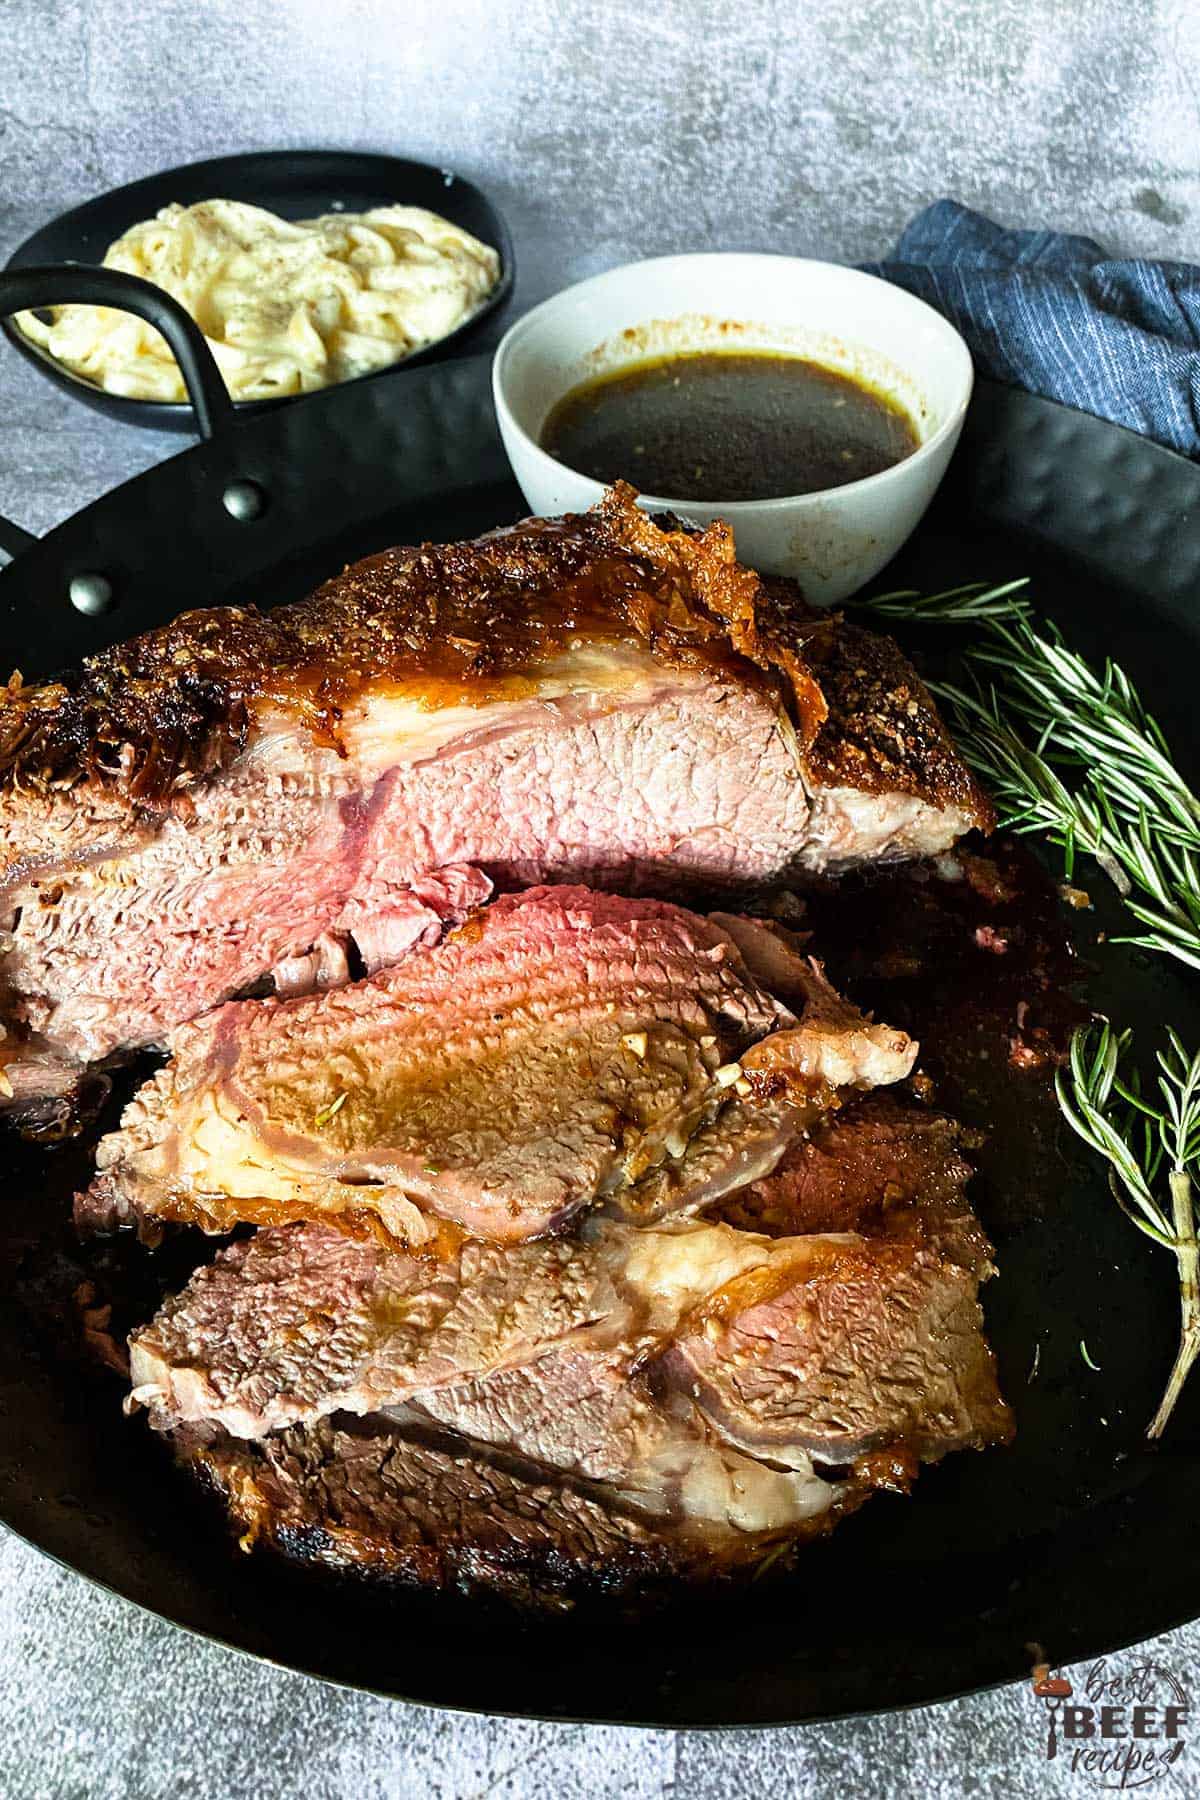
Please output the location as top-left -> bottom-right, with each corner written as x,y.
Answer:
0,264 -> 235,559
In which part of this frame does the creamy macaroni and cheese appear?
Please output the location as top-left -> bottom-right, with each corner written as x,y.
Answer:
17,198 -> 501,402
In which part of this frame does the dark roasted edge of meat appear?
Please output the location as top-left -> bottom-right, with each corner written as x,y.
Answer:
180,1413 -> 903,1613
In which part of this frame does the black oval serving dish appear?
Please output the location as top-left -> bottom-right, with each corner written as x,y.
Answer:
0,350 -> 1198,1725
1,149 -> 514,433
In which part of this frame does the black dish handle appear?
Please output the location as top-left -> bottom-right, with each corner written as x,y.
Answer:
0,265 -> 234,557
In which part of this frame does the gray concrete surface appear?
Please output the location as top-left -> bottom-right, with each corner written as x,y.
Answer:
2,0 -> 1200,1793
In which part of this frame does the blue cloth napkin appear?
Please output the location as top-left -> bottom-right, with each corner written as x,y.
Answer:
862,199 -> 1200,459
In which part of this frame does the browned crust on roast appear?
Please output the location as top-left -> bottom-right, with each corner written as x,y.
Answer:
804,626 -> 993,823
759,578 -> 994,825
185,1417 -> 877,1606
0,489 -> 988,831
0,486 -> 828,809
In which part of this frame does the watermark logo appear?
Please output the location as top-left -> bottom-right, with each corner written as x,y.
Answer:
1031,1658 -> 1189,1788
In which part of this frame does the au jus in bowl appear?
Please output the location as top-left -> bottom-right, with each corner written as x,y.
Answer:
493,253 -> 973,602
539,349 -> 921,503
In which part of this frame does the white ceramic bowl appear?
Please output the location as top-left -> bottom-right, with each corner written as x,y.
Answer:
492,253 -> 973,604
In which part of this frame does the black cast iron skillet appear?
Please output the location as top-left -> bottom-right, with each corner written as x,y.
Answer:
0,265 -> 1198,1726
1,150 -> 515,432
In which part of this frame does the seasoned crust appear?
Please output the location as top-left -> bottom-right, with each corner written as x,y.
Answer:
759,578 -> 994,826
0,485 -> 827,810
805,619 -> 993,822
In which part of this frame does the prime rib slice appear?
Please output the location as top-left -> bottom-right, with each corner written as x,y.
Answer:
127,1216 -> 780,1438
154,1109 -> 1009,1600
81,886 -> 916,1245
0,483 -> 989,1101
185,1415 -> 864,1605
164,1246 -> 848,1573
133,1087 -> 1011,1600
127,1095 -> 1010,1467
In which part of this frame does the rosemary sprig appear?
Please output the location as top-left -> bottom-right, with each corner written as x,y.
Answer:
934,676 -> 1200,971
860,579 -> 1200,972
857,576 -> 1200,1429
860,576 -> 1034,625
1057,1023 -> 1200,1435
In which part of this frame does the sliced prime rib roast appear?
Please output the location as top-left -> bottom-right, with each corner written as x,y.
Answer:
0,484 -> 989,1104
136,1091 -> 1011,1599
128,1216 -> 800,1438
150,1233 -> 852,1590
129,1166 -> 1010,1462
80,886 -> 916,1246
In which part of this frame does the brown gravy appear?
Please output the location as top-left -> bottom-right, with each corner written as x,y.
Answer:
540,350 -> 921,502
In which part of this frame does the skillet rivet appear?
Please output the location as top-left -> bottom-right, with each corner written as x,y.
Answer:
223,480 -> 266,522
68,572 -> 114,616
